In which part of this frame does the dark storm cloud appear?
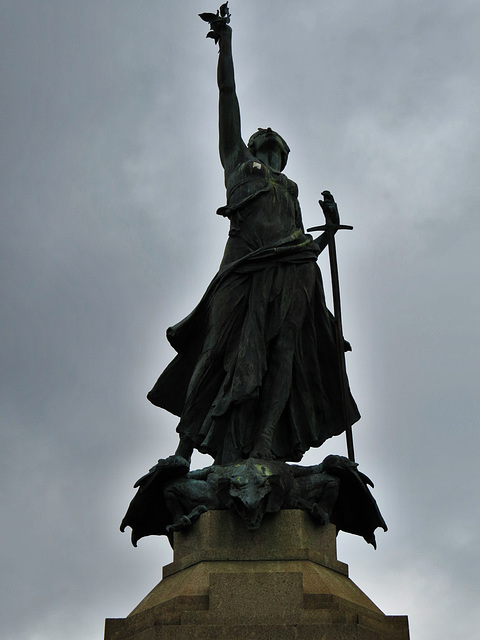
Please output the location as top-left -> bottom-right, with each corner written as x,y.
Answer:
1,2 -> 479,639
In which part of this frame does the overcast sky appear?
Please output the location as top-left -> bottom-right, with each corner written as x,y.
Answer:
1,1 -> 479,638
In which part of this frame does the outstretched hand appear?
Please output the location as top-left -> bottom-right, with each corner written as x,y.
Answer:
319,190 -> 340,227
199,2 -> 231,44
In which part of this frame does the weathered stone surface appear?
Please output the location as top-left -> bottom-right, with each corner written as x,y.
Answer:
105,510 -> 409,639
164,508 -> 348,576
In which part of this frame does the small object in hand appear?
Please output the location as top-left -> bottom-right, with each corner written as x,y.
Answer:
199,2 -> 231,44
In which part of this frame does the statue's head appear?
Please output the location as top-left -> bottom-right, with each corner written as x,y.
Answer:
248,128 -> 290,171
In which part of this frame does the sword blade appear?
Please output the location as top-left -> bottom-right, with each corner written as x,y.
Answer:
326,230 -> 355,462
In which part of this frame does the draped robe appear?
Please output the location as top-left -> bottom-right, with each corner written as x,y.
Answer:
148,158 -> 360,464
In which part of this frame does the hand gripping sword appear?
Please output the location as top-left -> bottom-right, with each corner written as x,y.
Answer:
307,191 -> 355,462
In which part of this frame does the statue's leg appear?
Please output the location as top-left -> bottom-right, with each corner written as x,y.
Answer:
252,265 -> 312,460
251,321 -> 296,459
175,436 -> 194,462
251,424 -> 275,459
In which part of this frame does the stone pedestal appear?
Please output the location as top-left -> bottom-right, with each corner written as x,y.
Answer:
105,510 -> 409,639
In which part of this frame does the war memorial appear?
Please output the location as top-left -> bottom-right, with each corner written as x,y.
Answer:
105,5 -> 410,638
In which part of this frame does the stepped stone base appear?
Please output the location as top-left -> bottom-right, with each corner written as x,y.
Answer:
105,510 -> 409,639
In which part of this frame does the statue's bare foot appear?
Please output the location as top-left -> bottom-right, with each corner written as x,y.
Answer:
175,437 -> 194,463
150,455 -> 190,472
165,454 -> 190,467
133,455 -> 190,489
251,439 -> 273,460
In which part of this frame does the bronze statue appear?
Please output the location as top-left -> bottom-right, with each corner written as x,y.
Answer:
147,4 -> 360,465
120,5 -> 388,550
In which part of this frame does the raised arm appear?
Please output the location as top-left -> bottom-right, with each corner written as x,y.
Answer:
200,5 -> 248,174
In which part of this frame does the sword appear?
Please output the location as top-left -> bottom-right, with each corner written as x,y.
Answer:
307,191 -> 355,462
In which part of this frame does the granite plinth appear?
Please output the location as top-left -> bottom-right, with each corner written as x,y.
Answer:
105,509 -> 409,640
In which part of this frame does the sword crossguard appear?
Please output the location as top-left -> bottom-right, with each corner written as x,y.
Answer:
307,224 -> 353,232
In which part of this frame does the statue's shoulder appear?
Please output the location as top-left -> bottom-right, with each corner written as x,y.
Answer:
228,156 -> 265,178
225,158 -> 268,195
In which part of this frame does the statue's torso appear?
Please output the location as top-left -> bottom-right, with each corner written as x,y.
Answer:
220,159 -> 306,267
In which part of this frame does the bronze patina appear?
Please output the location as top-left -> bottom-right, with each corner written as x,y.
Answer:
121,4 -> 386,547
147,4 -> 359,466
